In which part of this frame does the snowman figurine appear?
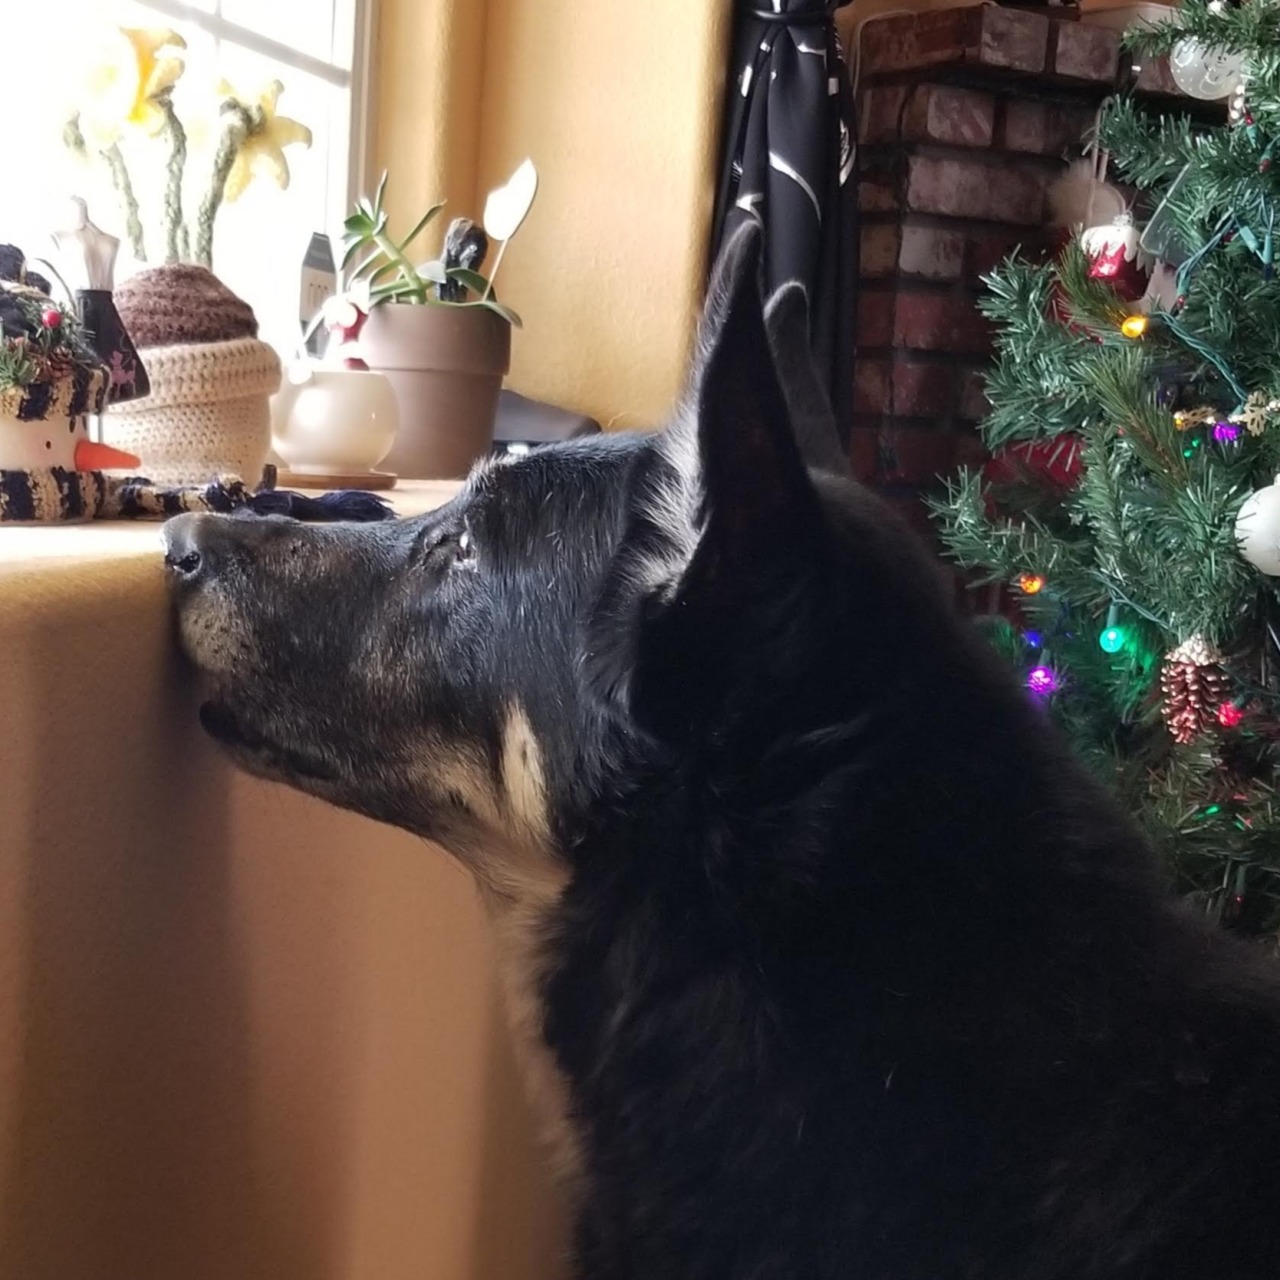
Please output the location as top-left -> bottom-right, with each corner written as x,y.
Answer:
0,243 -> 139,487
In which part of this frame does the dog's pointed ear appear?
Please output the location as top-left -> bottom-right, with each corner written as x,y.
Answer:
677,224 -> 824,552
615,227 -> 829,737
764,282 -> 849,477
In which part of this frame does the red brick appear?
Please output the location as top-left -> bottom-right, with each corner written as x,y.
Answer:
858,291 -> 894,349
860,9 -> 982,75
860,224 -> 900,278
876,425 -> 958,485
967,227 -> 1041,281
903,84 -> 995,148
1051,22 -> 1121,83
857,356 -> 959,418
906,155 -> 1045,225
899,224 -> 965,280
855,358 -> 892,414
890,359 -> 957,418
848,426 -> 879,481
975,7 -> 1048,73
1000,99 -> 1094,156
859,84 -> 908,143
1134,56 -> 1183,97
959,367 -> 991,421
893,290 -> 990,355
858,7 -> 1046,77
859,178 -> 899,214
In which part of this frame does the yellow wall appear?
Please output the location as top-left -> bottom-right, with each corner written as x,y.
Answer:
373,0 -> 489,238
373,0 -> 731,429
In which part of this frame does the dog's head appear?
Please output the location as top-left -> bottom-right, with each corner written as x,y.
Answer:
165,227 -> 954,889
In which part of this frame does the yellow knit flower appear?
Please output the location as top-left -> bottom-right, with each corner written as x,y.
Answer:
219,80 -> 313,202
80,27 -> 187,143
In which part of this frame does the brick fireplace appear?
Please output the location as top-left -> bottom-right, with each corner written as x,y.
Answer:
850,4 -> 1194,540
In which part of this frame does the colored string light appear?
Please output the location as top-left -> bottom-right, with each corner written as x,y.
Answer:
1027,665 -> 1059,696
1121,315 -> 1148,339
1018,573 -> 1045,595
1098,604 -> 1125,654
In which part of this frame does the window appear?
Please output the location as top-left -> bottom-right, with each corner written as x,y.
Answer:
2,0 -> 372,357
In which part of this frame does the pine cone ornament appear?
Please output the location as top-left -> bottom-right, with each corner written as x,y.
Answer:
1160,635 -> 1230,745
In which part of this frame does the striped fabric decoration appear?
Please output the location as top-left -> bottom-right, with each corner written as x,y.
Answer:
0,468 -> 394,524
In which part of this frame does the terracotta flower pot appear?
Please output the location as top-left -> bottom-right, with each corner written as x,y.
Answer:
359,304 -> 512,480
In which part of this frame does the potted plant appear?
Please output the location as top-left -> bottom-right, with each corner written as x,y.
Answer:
340,161 -> 536,480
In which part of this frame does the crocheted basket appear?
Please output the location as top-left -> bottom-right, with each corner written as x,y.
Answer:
102,337 -> 280,484
102,264 -> 280,485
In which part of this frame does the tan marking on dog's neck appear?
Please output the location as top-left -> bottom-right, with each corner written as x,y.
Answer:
497,701 -> 553,867
482,861 -> 581,1188
441,703 -> 584,1187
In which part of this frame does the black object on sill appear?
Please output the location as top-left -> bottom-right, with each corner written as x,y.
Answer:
492,390 -> 602,457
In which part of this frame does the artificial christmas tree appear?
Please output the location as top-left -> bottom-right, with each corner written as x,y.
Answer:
933,0 -> 1280,936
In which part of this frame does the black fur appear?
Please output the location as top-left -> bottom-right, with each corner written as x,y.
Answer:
165,225 -> 1280,1279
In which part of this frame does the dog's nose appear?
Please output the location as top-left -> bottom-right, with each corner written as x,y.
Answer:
162,512 -> 231,583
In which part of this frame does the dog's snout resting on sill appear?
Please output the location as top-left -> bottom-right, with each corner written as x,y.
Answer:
164,226 -> 1280,1280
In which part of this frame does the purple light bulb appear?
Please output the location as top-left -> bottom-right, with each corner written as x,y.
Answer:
1027,665 -> 1059,696
1213,421 -> 1241,443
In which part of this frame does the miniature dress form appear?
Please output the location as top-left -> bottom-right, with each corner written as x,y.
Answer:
52,198 -> 149,403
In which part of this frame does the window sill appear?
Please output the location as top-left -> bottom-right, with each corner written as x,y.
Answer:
0,479 -> 458,577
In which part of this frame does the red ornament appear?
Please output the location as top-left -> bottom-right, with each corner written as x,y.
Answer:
1218,701 -> 1245,729
41,307 -> 62,329
1081,213 -> 1151,302
983,435 -> 1084,492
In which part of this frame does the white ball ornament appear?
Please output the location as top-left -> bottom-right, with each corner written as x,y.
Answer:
1169,39 -> 1244,100
1235,475 -> 1280,575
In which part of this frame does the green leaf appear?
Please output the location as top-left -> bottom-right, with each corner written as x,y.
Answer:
445,266 -> 492,297
341,240 -> 376,271
370,280 -> 424,303
398,202 -> 446,253
456,298 -> 522,327
417,259 -> 448,284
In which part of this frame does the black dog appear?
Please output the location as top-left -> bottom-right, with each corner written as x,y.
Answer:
164,227 -> 1280,1278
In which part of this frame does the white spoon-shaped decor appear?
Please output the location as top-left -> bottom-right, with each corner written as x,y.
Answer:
481,159 -> 538,300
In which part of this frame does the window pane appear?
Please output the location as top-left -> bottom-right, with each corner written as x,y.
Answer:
219,0 -> 340,65
0,0 -> 354,364
211,43 -> 348,354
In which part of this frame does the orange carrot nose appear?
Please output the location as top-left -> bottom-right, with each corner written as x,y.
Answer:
75,440 -> 141,471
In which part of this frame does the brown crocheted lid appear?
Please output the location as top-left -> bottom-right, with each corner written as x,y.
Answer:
115,264 -> 258,348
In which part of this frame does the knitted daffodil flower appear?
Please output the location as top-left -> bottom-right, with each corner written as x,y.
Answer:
80,27 -> 187,144
219,80 -> 313,202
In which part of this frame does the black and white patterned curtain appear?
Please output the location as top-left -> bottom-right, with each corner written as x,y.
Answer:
713,0 -> 857,449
